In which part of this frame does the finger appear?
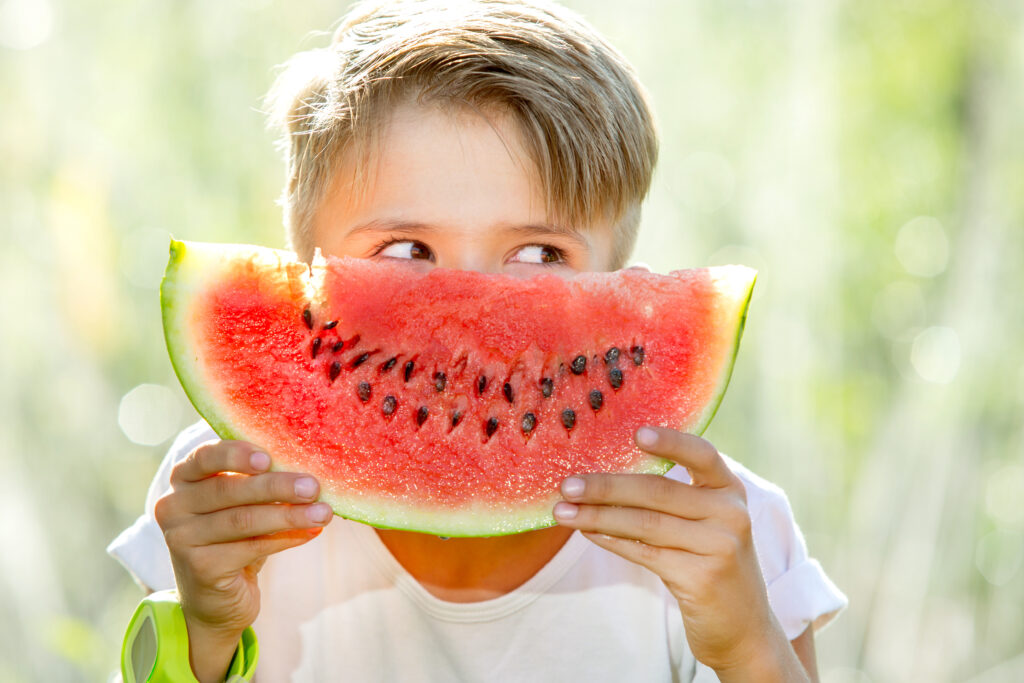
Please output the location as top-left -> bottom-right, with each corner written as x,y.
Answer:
560,473 -> 722,519
191,527 -> 325,572
553,502 -> 717,553
580,531 -> 699,576
635,427 -> 736,489
172,441 -> 271,484
186,502 -> 333,546
181,471 -> 321,514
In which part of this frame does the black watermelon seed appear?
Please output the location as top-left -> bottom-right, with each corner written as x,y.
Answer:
311,337 -> 322,358
434,372 -> 447,392
329,361 -> 341,382
351,352 -> 370,368
323,320 -> 338,330
485,417 -> 499,437
332,341 -> 345,353
302,307 -> 312,330
503,382 -> 514,404
416,406 -> 429,426
477,375 -> 488,394
609,367 -> 624,390
382,395 -> 397,417
381,356 -> 398,372
561,408 -> 576,430
589,389 -> 604,411
521,412 -> 536,434
404,360 -> 415,382
540,377 -> 554,398
451,410 -> 463,428
570,355 -> 587,374
631,345 -> 645,366
604,347 -> 621,364
357,381 -> 372,402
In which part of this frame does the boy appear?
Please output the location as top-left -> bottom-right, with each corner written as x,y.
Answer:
110,1 -> 846,680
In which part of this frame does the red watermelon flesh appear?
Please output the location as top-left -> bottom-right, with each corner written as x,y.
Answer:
161,240 -> 755,536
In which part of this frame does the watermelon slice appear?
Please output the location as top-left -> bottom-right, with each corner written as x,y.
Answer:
161,240 -> 755,537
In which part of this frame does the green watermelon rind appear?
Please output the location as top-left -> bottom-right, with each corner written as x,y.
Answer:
160,240 -> 755,537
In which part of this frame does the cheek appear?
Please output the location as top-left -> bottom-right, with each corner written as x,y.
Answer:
581,232 -> 617,273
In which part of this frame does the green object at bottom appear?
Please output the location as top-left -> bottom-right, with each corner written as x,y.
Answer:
121,589 -> 258,682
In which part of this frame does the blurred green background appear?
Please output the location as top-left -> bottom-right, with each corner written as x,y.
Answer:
2,0 -> 1023,680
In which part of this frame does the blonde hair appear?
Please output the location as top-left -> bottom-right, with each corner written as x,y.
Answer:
265,0 -> 658,268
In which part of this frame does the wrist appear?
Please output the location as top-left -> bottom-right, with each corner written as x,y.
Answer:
182,613 -> 248,683
713,626 -> 809,683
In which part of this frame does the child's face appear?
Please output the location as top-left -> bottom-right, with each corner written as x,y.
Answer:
310,102 -> 615,276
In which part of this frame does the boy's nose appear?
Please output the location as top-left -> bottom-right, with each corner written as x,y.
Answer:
445,248 -> 500,274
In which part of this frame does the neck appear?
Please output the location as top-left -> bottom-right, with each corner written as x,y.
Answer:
375,525 -> 574,603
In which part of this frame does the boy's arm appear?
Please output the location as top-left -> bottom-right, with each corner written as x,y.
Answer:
792,626 -> 819,681
553,427 -> 816,682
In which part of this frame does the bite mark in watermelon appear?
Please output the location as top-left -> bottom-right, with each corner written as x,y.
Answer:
161,240 -> 755,536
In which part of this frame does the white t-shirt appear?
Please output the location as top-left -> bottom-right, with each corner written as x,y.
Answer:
109,421 -> 847,682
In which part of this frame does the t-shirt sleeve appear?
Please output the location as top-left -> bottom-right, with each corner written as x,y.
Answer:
726,457 -> 848,640
106,421 -> 218,592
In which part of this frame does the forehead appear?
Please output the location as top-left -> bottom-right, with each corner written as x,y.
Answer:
318,101 -> 548,231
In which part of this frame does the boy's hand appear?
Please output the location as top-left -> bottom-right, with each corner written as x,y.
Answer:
553,427 -> 809,682
153,440 -> 332,682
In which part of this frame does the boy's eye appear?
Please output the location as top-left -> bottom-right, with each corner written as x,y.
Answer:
510,244 -> 565,265
377,240 -> 434,261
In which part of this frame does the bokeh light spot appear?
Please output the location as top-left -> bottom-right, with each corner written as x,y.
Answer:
910,326 -> 960,384
986,463 -> 1024,527
0,0 -> 53,50
975,528 -> 1024,586
894,216 -> 949,277
118,384 -> 183,446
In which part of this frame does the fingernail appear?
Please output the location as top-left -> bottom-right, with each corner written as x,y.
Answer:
307,503 -> 331,524
250,451 -> 270,470
553,501 -> 578,521
295,477 -> 317,499
635,427 -> 658,449
561,476 -> 585,498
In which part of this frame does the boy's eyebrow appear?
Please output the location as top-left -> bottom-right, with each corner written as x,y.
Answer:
505,223 -> 589,247
347,218 -> 587,246
346,219 -> 437,236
